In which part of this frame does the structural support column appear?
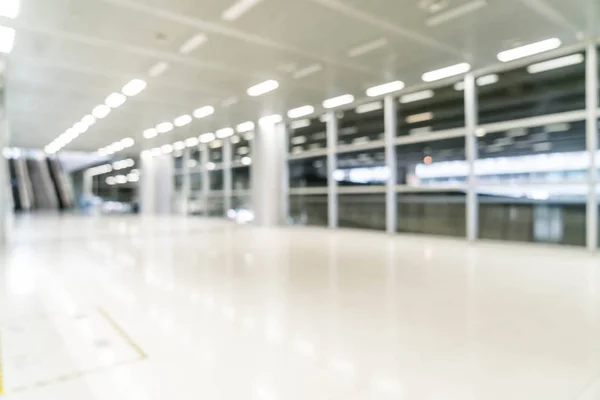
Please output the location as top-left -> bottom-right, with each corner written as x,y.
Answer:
0,89 -> 10,245
326,111 -> 338,229
200,144 -> 210,216
181,148 -> 191,215
140,154 -> 174,215
384,96 -> 397,234
251,118 -> 287,226
586,42 -> 598,251
223,137 -> 233,214
464,73 -> 479,242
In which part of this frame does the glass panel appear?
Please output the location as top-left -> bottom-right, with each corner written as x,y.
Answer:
336,148 -> 387,186
174,174 -> 183,191
288,116 -> 326,155
207,195 -> 225,217
232,132 -> 253,163
337,104 -> 384,146
190,172 -> 202,192
208,141 -> 224,164
209,169 -> 223,191
289,156 -> 327,188
289,194 -> 328,227
232,166 -> 250,190
397,191 -> 466,237
174,154 -> 184,170
338,193 -> 385,230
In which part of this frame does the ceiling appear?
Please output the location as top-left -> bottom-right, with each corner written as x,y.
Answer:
1,0 -> 598,153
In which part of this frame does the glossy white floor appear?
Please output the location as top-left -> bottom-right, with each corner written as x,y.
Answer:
1,215 -> 600,399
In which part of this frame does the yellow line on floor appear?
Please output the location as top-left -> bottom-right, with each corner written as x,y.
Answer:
97,308 -> 147,359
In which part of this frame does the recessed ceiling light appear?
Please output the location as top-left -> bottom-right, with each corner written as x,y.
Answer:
497,38 -> 561,62
161,144 -> 173,154
121,137 -> 134,147
527,53 -> 584,74
174,114 -> 192,127
0,0 -> 20,19
347,37 -> 388,58
179,33 -> 207,54
156,122 -> 174,133
323,94 -> 354,109
241,156 -> 252,165
287,105 -> 314,119
216,127 -> 234,138
122,79 -> 147,96
0,26 -> 16,54
81,115 -> 96,127
259,114 -> 283,125
173,141 -> 185,151
400,90 -> 434,103
143,128 -> 158,139
193,106 -> 214,119
185,137 -> 199,147
112,142 -> 125,152
247,79 -> 279,97
355,101 -> 383,114
366,81 -> 405,97
73,122 -> 88,134
236,121 -> 255,133
199,132 -> 216,143
406,112 -> 434,124
92,104 -> 111,119
221,0 -> 263,21
148,61 -> 169,77
105,92 -> 127,108
422,63 -> 471,82
293,63 -> 322,79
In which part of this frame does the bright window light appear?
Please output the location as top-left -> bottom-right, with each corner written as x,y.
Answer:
161,144 -> 173,154
206,162 -> 216,170
174,114 -> 192,127
122,79 -> 147,96
259,114 -> 283,125
365,80 -> 405,97
199,132 -> 216,143
400,90 -> 434,103
156,122 -> 174,133
121,137 -> 134,148
0,26 -> 16,54
221,0 -> 263,21
173,141 -> 185,151
527,53 -> 584,74
0,0 -> 19,18
193,105 -> 215,119
185,137 -> 199,147
148,61 -> 169,77
241,156 -> 252,165
454,74 -> 499,90
287,105 -> 314,119
323,94 -> 354,109
92,104 -> 111,119
290,119 -> 311,130
236,121 -> 254,133
497,38 -> 561,62
81,115 -> 96,127
105,92 -> 127,108
355,101 -> 382,114
179,33 -> 207,54
422,63 -> 471,82
406,112 -> 434,124
216,127 -> 234,138
143,128 -> 158,139
247,79 -> 279,97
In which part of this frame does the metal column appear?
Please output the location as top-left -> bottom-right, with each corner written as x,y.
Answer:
200,144 -> 210,216
586,42 -> 598,251
384,95 -> 397,234
464,73 -> 479,242
223,138 -> 232,214
326,111 -> 338,229
181,147 -> 191,215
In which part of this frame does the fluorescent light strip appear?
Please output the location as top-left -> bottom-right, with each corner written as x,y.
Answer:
81,115 -> 96,127
422,63 -> 471,82
527,53 -> 584,74
105,92 -> 127,108
406,112 -> 433,124
347,37 -> 388,58
174,114 -> 192,127
0,26 -> 16,54
221,0 -> 263,21
121,138 -> 134,148
173,141 -> 186,151
199,132 -> 216,143
148,62 -> 169,77
161,144 -> 173,154
0,0 -> 20,19
236,121 -> 255,133
216,127 -> 234,139
400,90 -> 434,104
193,105 -> 215,119
92,104 -> 111,119
247,79 -> 279,97
454,74 -> 499,91
426,0 -> 487,26
143,128 -> 158,139
185,137 -> 199,147
293,63 -> 322,79
259,114 -> 283,125
122,79 -> 147,96
355,101 -> 383,114
179,33 -> 207,54
287,105 -> 314,119
323,94 -> 354,109
497,38 -> 561,62
156,122 -> 174,133
366,80 -> 405,97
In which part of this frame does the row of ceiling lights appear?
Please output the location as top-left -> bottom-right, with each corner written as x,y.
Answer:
0,0 -> 18,54
137,37 -> 568,155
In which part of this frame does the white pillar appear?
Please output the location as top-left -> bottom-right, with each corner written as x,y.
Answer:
384,96 -> 397,234
251,118 -> 287,226
586,43 -> 598,251
139,154 -> 174,214
223,137 -> 232,213
0,100 -> 10,245
181,148 -> 191,215
464,73 -> 479,242
201,144 -> 210,215
326,111 -> 338,229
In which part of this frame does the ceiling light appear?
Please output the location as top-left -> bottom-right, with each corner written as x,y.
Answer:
406,112 -> 434,124
497,38 -> 561,62
216,127 -> 234,138
290,119 -> 311,130
236,121 -> 254,133
143,128 -> 158,139
241,156 -> 252,165
230,136 -> 241,144
0,26 -> 16,54
323,94 -> 354,109
193,106 -> 215,119
105,92 -> 127,108
347,37 -> 388,58
161,144 -> 173,154
259,114 -> 283,125
221,0 -> 263,21
115,175 -> 127,184
121,137 -> 134,147
400,90 -> 434,103
173,141 -> 185,151
287,105 -> 314,119
148,61 -> 169,77
426,0 -> 487,27
92,104 -> 111,119
454,73 -> 499,90
127,173 -> 139,182
422,63 -> 471,82
122,79 -> 147,96
81,115 -> 96,127
179,33 -> 207,54
209,140 -> 223,149
221,97 -> 238,107
293,63 -> 322,79
206,162 -> 216,170
199,132 -> 216,143
141,150 -> 151,158
174,114 -> 192,127
355,101 -> 382,114
527,53 -> 584,74
185,137 -> 199,147
247,79 -> 279,97
73,122 -> 88,134
366,80 -> 405,97
112,142 -> 125,152
156,122 -> 174,133
150,147 -> 162,157
0,0 -> 20,19
106,177 -> 116,185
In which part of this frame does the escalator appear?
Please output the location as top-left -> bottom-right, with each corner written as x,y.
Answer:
46,157 -> 72,209
8,158 -> 21,211
26,158 -> 59,210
